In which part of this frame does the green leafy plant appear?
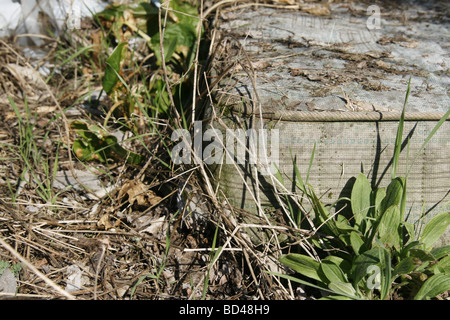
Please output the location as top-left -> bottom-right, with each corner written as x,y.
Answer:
0,260 -> 22,277
275,79 -> 450,300
86,0 -> 203,145
71,120 -> 142,164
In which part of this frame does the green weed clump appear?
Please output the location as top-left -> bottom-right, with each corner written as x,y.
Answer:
71,0 -> 202,166
275,80 -> 450,300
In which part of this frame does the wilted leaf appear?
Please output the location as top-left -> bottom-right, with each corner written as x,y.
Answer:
118,180 -> 162,207
97,213 -> 113,230
300,3 -> 331,16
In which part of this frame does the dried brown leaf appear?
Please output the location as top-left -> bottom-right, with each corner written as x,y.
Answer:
118,180 -> 162,207
97,213 -> 113,230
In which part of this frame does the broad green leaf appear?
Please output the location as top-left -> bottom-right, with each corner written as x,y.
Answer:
319,260 -> 347,284
335,215 -> 356,233
351,173 -> 371,229
152,33 -> 178,64
72,123 -> 142,164
279,254 -> 321,281
71,121 -> 93,140
103,42 -> 127,94
430,245 -> 450,260
400,240 -> 421,259
328,281 -> 358,298
429,255 -> 450,275
151,20 -> 197,65
403,222 -> 416,243
409,248 -> 435,272
414,274 -> 450,300
377,205 -> 401,249
351,247 -> 384,285
323,256 -> 352,275
267,271 -> 363,300
170,0 -> 199,22
103,136 -> 137,164
350,231 -> 365,255
409,248 -> 436,263
393,257 -> 415,276
372,187 -> 386,219
379,177 -> 404,214
419,212 -> 450,249
73,138 -> 107,162
267,271 -> 331,295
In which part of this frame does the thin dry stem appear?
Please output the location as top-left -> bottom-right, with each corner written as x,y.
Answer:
0,238 -> 76,300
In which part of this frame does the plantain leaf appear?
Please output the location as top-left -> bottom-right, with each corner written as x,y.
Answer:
379,177 -> 404,214
71,121 -> 142,164
393,256 -> 415,276
377,205 -> 401,250
102,42 -> 127,95
414,274 -> 450,300
279,254 -> 321,281
419,212 -> 450,249
319,260 -> 348,284
351,173 -> 372,230
350,231 -> 365,255
351,247 -> 384,285
372,187 -> 386,220
428,255 -> 450,275
328,281 -> 358,299
430,245 -> 450,260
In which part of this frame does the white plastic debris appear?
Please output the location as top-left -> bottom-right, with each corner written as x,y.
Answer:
0,0 -> 108,46
0,268 -> 17,294
53,169 -> 111,200
65,264 -> 89,293
0,0 -> 21,39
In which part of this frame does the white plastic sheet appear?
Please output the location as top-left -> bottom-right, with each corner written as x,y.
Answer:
0,0 -> 108,45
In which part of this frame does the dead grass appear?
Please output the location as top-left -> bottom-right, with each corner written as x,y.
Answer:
0,1 -> 312,300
